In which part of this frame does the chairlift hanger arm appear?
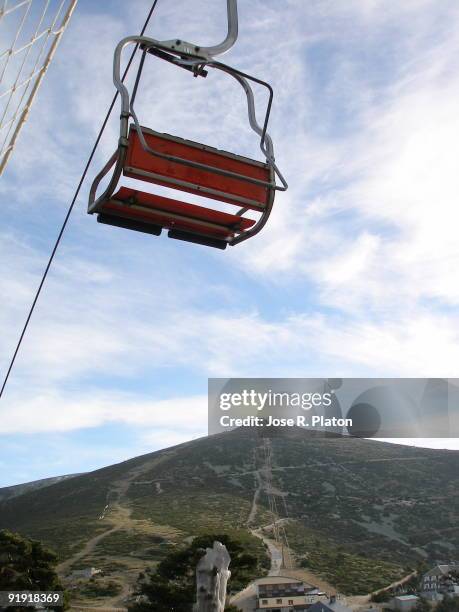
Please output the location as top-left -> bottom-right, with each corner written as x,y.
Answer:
156,0 -> 238,60
112,0 -> 238,146
202,0 -> 238,57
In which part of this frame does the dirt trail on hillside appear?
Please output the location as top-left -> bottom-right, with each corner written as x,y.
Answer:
247,439 -> 293,577
236,440 -> 418,610
384,571 -> 416,591
251,527 -> 283,576
104,580 -> 132,610
57,451 -> 174,610
58,525 -> 122,574
245,438 -> 339,595
344,570 -> 418,610
247,471 -> 262,526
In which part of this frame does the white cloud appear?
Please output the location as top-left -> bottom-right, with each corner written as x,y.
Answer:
140,428 -> 204,450
379,438 -> 459,451
231,1 -> 459,318
0,390 -> 207,435
1,0 -> 459,476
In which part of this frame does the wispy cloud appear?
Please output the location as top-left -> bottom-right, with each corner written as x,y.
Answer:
0,391 -> 207,435
1,0 -> 459,484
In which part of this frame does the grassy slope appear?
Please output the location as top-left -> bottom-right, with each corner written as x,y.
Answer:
0,429 -> 458,596
0,475 -> 79,502
270,433 -> 459,565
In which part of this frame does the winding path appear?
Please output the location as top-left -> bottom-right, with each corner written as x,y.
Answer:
59,452 -> 176,609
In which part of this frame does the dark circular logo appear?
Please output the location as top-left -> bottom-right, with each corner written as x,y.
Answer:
327,378 -> 343,390
346,402 -> 381,437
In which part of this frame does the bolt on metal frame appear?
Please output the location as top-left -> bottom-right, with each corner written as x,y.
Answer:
88,0 -> 288,246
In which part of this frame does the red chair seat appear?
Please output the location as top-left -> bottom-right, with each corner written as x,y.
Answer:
100,187 -> 256,239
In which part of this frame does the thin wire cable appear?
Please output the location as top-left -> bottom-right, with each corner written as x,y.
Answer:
0,0 -> 160,400
1,1 -> 31,19
1,3 -> 67,135
0,0 -> 32,82
0,0 -> 56,152
0,0 -> 78,176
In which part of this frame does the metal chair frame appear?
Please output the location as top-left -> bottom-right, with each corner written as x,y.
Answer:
88,0 -> 287,247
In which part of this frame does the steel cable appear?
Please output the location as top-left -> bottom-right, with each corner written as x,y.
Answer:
0,0 -> 161,399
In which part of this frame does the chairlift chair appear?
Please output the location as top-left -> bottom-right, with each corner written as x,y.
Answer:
88,0 -> 287,249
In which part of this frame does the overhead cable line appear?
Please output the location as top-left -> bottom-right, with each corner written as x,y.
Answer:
0,0 -> 161,400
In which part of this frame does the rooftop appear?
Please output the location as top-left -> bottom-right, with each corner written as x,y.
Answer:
256,576 -> 305,585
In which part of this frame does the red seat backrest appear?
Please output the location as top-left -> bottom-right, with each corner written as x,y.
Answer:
124,126 -> 271,210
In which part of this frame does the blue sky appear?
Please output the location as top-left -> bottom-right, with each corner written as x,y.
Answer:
1,0 -> 459,487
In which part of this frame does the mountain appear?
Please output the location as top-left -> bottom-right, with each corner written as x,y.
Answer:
0,474 -> 79,503
0,428 -> 458,603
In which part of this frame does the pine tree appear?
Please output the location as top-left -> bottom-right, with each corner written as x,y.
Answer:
0,530 -> 67,611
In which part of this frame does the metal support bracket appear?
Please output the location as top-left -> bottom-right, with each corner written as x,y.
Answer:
158,0 -> 238,61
